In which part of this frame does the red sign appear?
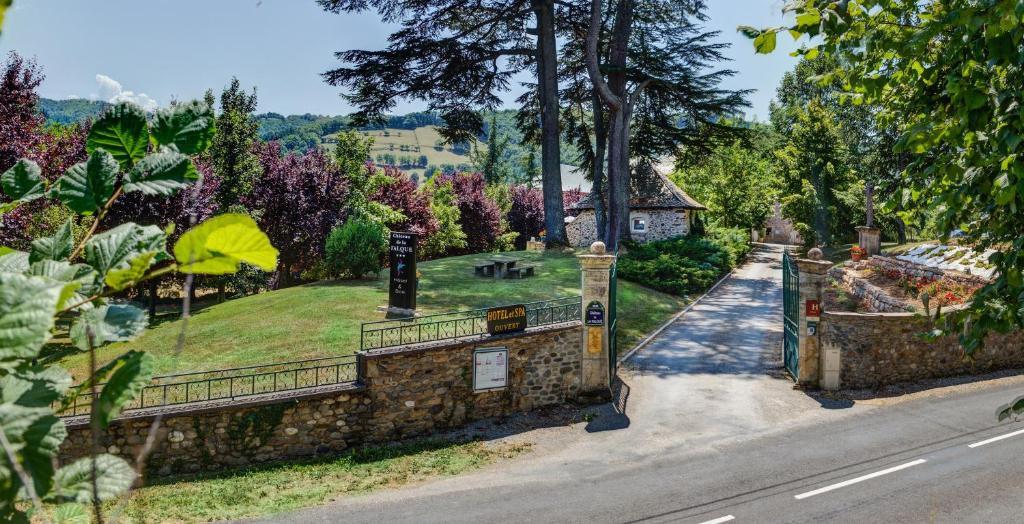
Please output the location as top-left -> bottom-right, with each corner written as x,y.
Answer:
805,300 -> 821,318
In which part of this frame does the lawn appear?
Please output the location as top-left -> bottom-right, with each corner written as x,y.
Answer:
107,439 -> 530,523
55,250 -> 687,380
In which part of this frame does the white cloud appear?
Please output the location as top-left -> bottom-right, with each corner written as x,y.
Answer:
92,74 -> 159,112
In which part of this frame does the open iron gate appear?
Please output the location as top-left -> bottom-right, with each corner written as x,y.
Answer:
608,262 -> 618,380
782,250 -> 800,380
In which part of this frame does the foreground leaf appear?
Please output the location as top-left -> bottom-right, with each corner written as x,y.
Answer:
51,454 -> 136,504
26,260 -> 100,310
151,100 -> 216,155
50,503 -> 90,524
1,159 -> 45,202
95,350 -> 153,426
69,304 -> 148,351
0,365 -> 72,407
175,213 -> 278,274
104,251 -> 157,291
87,102 -> 149,169
84,222 -> 167,278
0,274 -> 62,365
124,148 -> 199,196
29,218 -> 74,263
0,249 -> 30,273
57,150 -> 119,215
0,403 -> 67,501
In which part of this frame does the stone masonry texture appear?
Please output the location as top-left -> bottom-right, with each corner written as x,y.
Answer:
821,311 -> 1024,389
59,324 -> 583,476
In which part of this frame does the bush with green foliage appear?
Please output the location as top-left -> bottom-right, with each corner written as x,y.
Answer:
325,218 -> 388,278
0,101 -> 276,522
618,229 -> 749,296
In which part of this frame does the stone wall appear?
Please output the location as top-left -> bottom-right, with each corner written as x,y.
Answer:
864,255 -> 990,286
828,266 -> 916,313
566,209 -> 690,248
820,311 -> 1024,389
59,324 -> 583,475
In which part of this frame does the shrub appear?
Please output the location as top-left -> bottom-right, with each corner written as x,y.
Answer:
619,230 -> 750,296
509,185 -> 545,249
325,219 -> 388,278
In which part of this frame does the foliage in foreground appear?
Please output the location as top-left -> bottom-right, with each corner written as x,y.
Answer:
618,228 -> 751,297
0,100 -> 276,522
745,1 -> 1024,353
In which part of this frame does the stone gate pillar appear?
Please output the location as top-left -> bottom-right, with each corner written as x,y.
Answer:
577,241 -> 616,400
856,226 -> 881,257
795,248 -> 832,387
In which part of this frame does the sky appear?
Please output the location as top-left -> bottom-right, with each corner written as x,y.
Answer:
0,0 -> 798,121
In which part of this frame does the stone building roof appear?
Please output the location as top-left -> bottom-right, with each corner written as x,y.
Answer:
570,162 -> 707,211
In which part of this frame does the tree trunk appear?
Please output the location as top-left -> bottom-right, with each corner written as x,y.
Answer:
591,91 -> 608,239
865,182 -> 875,227
534,0 -> 567,247
217,281 -> 226,303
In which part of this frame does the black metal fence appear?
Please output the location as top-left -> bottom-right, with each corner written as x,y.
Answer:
57,355 -> 358,418
360,296 -> 582,350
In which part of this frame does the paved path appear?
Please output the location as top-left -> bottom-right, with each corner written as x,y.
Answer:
260,244 -> 1024,523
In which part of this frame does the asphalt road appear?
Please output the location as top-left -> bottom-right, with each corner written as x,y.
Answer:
262,244 -> 1024,524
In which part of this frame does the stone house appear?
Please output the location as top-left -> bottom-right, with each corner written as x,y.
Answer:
565,165 -> 706,247
761,201 -> 802,245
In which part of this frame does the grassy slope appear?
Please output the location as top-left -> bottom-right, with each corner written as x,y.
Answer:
108,439 -> 529,523
57,250 -> 687,380
323,126 -> 476,180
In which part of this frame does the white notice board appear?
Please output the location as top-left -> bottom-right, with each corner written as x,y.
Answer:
473,347 -> 508,392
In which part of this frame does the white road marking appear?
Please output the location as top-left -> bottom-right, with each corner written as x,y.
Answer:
793,459 -> 927,500
968,428 -> 1024,448
697,516 -> 735,524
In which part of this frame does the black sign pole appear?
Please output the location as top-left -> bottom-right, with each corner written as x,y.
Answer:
388,232 -> 418,312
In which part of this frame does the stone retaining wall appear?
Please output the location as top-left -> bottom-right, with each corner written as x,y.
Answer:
828,266 -> 915,313
865,255 -> 990,286
820,311 -> 1024,389
59,323 -> 583,476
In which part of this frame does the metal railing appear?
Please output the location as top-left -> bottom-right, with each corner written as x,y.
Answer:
57,355 -> 358,418
360,296 -> 582,350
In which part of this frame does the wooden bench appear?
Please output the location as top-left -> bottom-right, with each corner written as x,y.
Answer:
506,265 -> 535,279
474,263 -> 494,277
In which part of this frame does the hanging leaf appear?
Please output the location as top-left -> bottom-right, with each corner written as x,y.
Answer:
51,503 -> 90,524
29,218 -> 74,263
84,222 -> 166,278
0,366 -> 72,408
123,149 -> 199,196
753,30 -> 778,54
26,260 -> 99,310
86,102 -> 149,170
95,350 -> 153,426
0,249 -> 29,273
104,251 -> 157,291
56,150 -> 119,215
151,100 -> 216,155
69,304 -> 148,351
50,454 -> 136,504
174,213 -> 279,274
0,403 -> 67,501
1,159 -> 45,202
0,274 -> 62,364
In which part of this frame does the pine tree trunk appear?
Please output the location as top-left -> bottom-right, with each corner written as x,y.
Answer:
591,92 -> 608,239
534,0 -> 567,247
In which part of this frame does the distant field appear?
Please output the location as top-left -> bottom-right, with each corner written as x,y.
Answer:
323,125 -> 477,179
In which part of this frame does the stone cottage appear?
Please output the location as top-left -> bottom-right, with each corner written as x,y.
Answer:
565,164 -> 706,247
760,201 -> 802,245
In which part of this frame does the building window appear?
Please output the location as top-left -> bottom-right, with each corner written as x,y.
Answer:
632,218 -> 646,233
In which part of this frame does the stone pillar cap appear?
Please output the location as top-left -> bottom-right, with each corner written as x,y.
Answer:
590,241 -> 606,254
807,247 -> 823,261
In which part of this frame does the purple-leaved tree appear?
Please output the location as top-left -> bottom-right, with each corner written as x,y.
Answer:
247,141 -> 350,287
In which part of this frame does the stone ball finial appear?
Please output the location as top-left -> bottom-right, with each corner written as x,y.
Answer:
590,241 -> 606,255
808,247 -> 823,261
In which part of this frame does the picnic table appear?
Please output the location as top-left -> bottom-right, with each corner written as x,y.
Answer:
488,255 -> 519,279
